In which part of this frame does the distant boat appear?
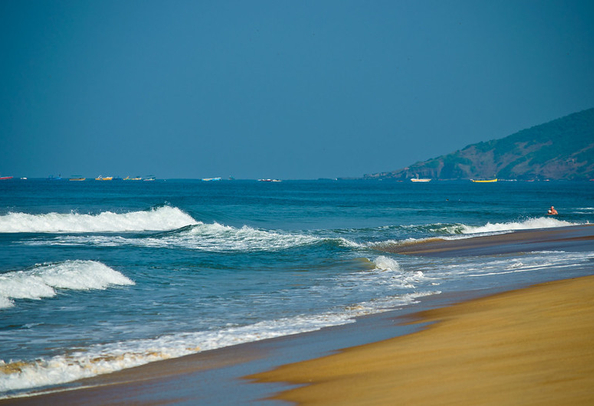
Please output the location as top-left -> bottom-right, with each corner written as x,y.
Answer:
143,176 -> 156,181
95,176 -> 113,181
410,175 -> 431,182
202,177 -> 222,182
0,176 -> 13,180
124,176 -> 142,181
69,176 -> 86,181
258,179 -> 281,182
471,178 -> 498,183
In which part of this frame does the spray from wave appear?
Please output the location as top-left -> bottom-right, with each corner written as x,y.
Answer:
0,206 -> 197,233
457,217 -> 578,234
373,255 -> 402,272
371,256 -> 429,289
0,261 -> 134,309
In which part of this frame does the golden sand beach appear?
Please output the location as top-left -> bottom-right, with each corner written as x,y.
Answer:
250,275 -> 594,405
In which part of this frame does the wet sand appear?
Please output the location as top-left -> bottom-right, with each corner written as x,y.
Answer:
2,225 -> 593,405
250,275 -> 594,405
379,224 -> 594,257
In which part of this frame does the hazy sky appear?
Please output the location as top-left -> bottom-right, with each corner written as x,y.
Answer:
2,0 -> 593,179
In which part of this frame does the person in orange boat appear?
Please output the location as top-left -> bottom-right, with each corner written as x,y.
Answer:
547,206 -> 558,215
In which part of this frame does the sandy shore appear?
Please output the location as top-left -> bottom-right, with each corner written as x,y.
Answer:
250,275 -> 594,405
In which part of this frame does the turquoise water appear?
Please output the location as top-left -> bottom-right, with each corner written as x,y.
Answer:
0,179 -> 593,396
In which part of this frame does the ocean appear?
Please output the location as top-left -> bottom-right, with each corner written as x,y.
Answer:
0,179 -> 593,397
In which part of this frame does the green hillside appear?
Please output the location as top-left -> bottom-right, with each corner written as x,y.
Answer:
366,108 -> 594,181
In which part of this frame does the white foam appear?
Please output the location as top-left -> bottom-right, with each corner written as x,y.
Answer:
459,217 -> 578,234
0,261 -> 134,309
25,223 -> 325,252
0,290 -> 436,395
373,218 -> 583,248
369,256 -> 430,288
0,207 -> 197,233
373,255 -> 402,272
430,251 -> 594,279
175,223 -> 321,251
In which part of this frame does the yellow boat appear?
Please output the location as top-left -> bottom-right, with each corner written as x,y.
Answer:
95,176 -> 113,181
471,178 -> 497,183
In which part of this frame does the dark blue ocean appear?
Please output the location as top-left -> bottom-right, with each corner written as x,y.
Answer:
1,179 -> 593,396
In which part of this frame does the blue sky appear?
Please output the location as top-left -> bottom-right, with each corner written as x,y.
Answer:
1,0 -> 593,179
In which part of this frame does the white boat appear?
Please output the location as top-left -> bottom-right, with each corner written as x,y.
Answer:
410,177 -> 431,182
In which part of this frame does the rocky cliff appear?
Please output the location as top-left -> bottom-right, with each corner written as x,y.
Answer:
366,108 -> 594,181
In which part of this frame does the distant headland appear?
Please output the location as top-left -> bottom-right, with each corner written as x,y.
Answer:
365,108 -> 594,181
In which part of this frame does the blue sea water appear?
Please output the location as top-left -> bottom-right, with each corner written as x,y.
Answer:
0,179 -> 593,396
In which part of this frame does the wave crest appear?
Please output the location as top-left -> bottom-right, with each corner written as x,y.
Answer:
373,255 -> 402,271
0,206 -> 197,233
112,223 -> 323,252
458,217 -> 578,235
22,222 -> 327,252
0,261 -> 134,309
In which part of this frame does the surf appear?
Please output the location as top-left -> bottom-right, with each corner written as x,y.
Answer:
22,222 -> 327,252
457,216 -> 579,234
0,260 -> 134,309
0,206 -> 197,233
0,288 -> 434,396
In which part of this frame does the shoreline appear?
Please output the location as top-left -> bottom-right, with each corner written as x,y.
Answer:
1,291 -> 457,405
2,225 -> 593,405
249,275 -> 594,405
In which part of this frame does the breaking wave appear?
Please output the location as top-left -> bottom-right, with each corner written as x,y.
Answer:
456,217 -> 579,235
145,223 -> 324,251
370,256 -> 430,289
0,261 -> 134,309
369,217 -> 584,251
24,223 -> 329,252
394,217 -> 582,237
0,290 -> 434,395
0,206 -> 197,233
0,255 -> 438,395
